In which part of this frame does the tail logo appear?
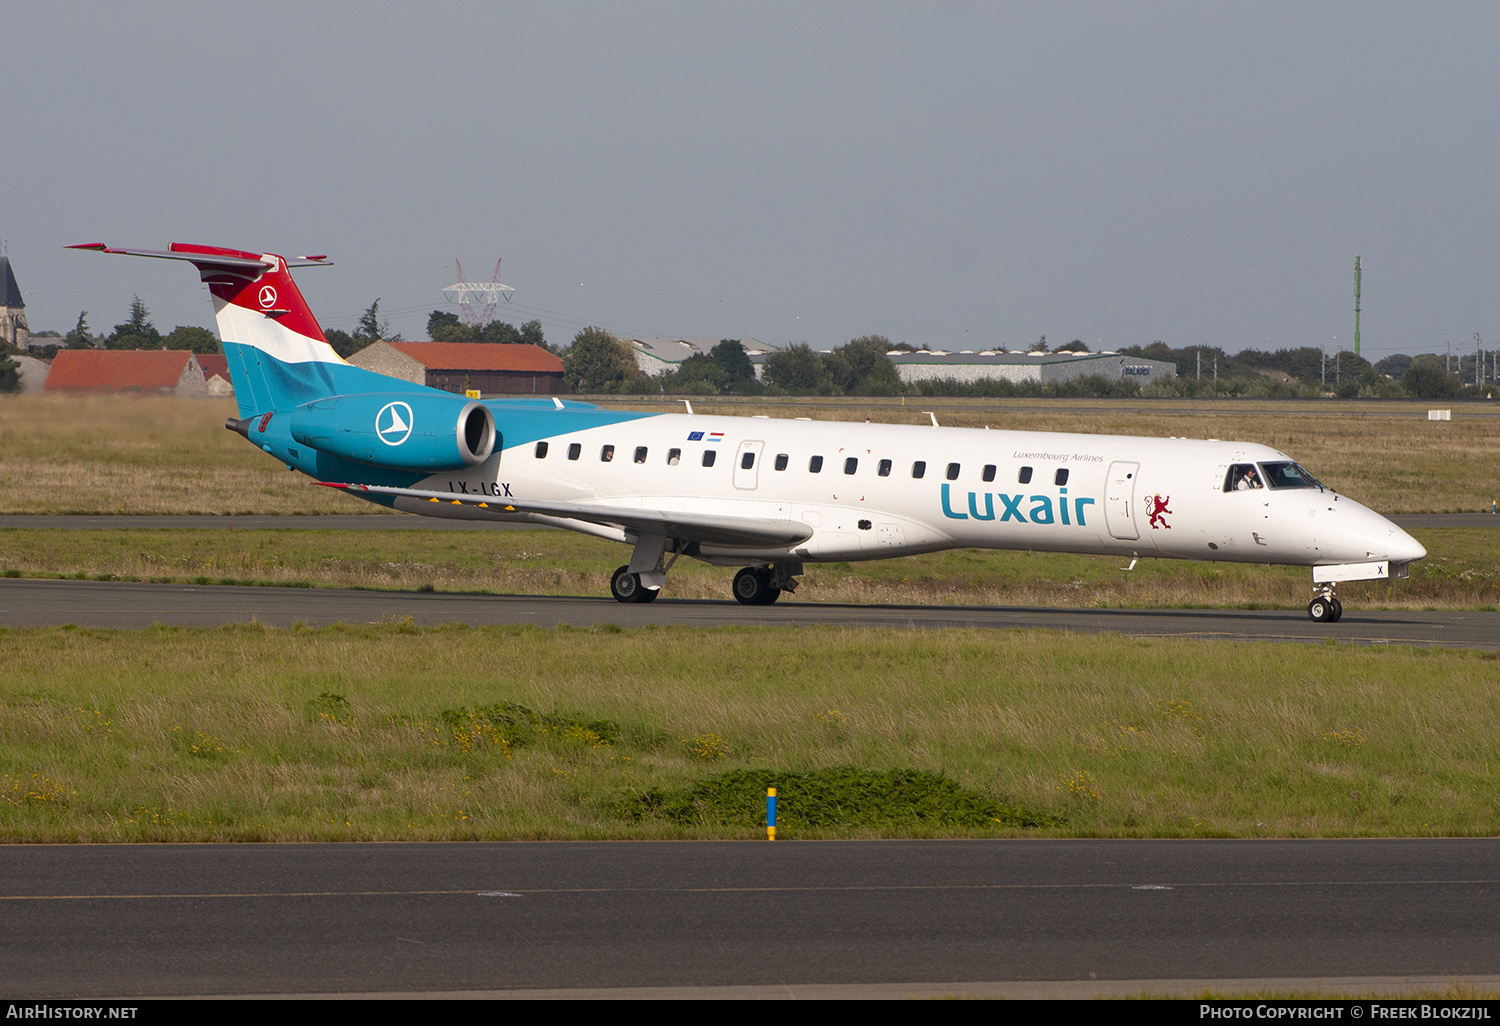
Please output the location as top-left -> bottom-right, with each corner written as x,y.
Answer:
258,285 -> 278,309
377,402 -> 414,446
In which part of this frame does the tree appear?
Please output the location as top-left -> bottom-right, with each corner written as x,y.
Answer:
825,335 -> 902,396
0,355 -> 19,393
661,353 -> 728,394
1373,354 -> 1413,380
563,327 -> 638,393
710,339 -> 757,391
162,325 -> 220,354
518,320 -> 548,350
762,342 -> 828,394
426,310 -> 470,342
1057,339 -> 1090,353
479,320 -> 521,345
426,310 -> 549,350
1403,355 -> 1461,399
65,311 -> 96,350
1030,335 -> 1049,353
324,329 -> 363,360
355,299 -> 402,344
106,295 -> 162,350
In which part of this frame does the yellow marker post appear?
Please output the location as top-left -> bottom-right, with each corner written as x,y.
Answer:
767,787 -> 777,841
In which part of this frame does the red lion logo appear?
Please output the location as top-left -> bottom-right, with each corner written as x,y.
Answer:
1146,494 -> 1172,530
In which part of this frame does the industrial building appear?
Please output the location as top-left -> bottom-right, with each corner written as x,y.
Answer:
349,341 -> 565,396
886,349 -> 1175,387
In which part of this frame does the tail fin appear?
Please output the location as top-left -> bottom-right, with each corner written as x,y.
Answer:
68,242 -> 342,417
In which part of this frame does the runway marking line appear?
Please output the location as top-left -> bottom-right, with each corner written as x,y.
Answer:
4,879 -> 1499,901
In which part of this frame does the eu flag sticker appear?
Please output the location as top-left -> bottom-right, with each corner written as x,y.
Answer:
687,431 -> 704,441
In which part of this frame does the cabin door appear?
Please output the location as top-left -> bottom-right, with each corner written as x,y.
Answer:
1104,460 -> 1140,541
733,440 -> 765,490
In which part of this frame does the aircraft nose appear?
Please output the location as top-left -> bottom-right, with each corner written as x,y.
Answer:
1385,523 -> 1427,564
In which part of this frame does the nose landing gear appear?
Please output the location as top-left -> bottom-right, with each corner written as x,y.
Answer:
1308,585 -> 1343,623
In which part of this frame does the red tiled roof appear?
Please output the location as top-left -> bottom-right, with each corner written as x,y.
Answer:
386,342 -> 563,373
198,354 -> 230,381
46,350 -> 195,391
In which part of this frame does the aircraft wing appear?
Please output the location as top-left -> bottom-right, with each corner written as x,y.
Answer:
321,482 -> 814,548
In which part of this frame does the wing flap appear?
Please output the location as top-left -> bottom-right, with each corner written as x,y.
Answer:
322,482 -> 813,547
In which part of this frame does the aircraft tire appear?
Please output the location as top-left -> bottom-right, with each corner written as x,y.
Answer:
1330,598 -> 1343,622
610,565 -> 647,604
639,586 -> 660,604
732,567 -> 778,605
1308,597 -> 1333,623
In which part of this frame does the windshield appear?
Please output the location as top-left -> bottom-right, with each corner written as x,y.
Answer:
1259,461 -> 1323,490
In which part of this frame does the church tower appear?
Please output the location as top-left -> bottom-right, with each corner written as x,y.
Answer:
0,256 -> 29,350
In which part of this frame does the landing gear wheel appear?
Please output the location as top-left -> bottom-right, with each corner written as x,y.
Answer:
732,567 -> 781,605
639,585 -> 660,603
611,565 -> 650,604
1329,598 -> 1343,622
1308,597 -> 1334,623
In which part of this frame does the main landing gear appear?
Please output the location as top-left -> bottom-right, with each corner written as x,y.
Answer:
732,563 -> 802,606
610,565 -> 660,604
608,543 -> 803,607
1308,584 -> 1343,623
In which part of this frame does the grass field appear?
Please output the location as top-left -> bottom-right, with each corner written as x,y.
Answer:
1,393 -> 1497,515
3,394 -> 1497,847
3,624 -> 1499,843
0,525 -> 1493,609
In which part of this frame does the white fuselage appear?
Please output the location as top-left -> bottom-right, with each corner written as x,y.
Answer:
395,412 -> 1425,571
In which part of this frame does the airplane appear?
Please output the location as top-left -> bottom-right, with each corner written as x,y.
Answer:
71,242 -> 1427,623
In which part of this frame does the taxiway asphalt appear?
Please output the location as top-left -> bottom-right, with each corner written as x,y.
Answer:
5,839 -> 1500,998
0,578 -> 1495,648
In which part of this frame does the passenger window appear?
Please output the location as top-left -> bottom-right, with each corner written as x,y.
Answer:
877,459 -> 892,477
1054,468 -> 1069,486
1018,466 -> 1032,484
535,441 -> 549,459
601,445 -> 615,462
741,451 -> 756,470
809,456 -> 824,473
844,457 -> 858,475
667,448 -> 681,465
567,443 -> 581,461
1225,463 -> 1263,492
634,446 -> 648,464
858,520 -> 872,530
702,450 -> 716,468
774,453 -> 789,471
946,463 -> 960,481
912,461 -> 926,479
982,464 -> 996,482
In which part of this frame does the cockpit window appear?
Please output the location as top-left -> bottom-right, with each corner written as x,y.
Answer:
1260,461 -> 1323,490
1224,463 -> 1263,492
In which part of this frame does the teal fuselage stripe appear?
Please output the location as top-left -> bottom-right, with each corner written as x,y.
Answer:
221,344 -> 662,490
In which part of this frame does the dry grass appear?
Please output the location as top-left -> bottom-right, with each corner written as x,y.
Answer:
3,393 -> 1497,514
4,623 -> 1500,842
0,394 -> 382,514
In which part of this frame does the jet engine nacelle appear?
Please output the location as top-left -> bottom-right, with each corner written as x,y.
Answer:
286,393 -> 497,471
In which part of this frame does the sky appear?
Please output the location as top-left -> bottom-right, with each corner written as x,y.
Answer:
3,2 -> 1497,362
